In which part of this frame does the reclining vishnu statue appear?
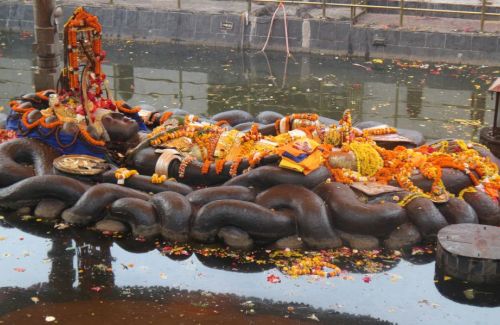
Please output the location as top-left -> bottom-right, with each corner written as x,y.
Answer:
1,7 -> 499,251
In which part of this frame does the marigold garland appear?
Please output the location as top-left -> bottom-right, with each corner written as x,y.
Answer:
362,127 -> 397,137
178,155 -> 195,178
201,160 -> 212,175
159,111 -> 173,124
215,159 -> 226,175
115,168 -> 138,184
115,100 -> 141,114
397,193 -> 430,207
21,109 -> 41,129
10,101 -> 32,113
347,141 -> 384,177
143,112 -> 500,201
39,118 -> 63,129
458,186 -> 477,199
151,173 -> 167,184
215,120 -> 230,127
229,157 -> 243,177
78,125 -> 105,147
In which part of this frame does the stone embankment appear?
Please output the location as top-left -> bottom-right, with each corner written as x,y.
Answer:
1,0 -> 499,64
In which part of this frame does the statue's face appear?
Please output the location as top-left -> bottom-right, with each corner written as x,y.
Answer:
101,112 -> 139,143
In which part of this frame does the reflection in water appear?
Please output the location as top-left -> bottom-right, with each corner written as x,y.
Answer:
0,213 -> 395,324
406,85 -> 423,119
434,267 -> 500,308
469,91 -> 487,139
1,211 -> 500,324
113,64 -> 134,102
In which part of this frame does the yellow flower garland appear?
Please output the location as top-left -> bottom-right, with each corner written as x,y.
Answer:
114,168 -> 138,185
347,141 -> 384,177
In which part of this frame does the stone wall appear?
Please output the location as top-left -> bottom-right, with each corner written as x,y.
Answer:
1,2 -> 499,65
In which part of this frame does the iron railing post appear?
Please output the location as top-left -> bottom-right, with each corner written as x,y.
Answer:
178,0 -> 181,9
354,0 -> 357,22
322,0 -> 326,19
400,0 -> 404,27
248,0 -> 252,17
351,0 -> 355,23
481,0 -> 486,32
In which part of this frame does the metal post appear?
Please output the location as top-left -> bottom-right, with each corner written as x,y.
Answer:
494,93 -> 500,135
351,0 -> 355,23
322,0 -> 326,19
33,0 -> 62,91
248,0 -> 252,17
353,0 -> 357,22
178,0 -> 181,9
480,0 -> 486,32
400,0 -> 404,27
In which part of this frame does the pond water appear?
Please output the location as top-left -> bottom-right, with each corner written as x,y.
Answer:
1,32 -> 500,324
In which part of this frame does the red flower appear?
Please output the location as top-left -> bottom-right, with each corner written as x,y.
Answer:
267,274 -> 281,284
90,286 -> 102,292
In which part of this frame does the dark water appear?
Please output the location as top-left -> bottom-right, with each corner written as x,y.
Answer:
1,32 -> 500,324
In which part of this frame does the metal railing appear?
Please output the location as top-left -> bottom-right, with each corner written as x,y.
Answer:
243,0 -> 500,32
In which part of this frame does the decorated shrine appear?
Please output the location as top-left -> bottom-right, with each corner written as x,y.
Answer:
1,7 -> 500,251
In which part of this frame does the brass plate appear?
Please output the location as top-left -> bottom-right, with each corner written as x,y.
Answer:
53,154 -> 109,176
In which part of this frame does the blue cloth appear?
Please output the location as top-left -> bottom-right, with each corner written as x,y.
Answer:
283,151 -> 308,163
7,112 -> 107,158
128,112 -> 148,132
7,109 -> 150,158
